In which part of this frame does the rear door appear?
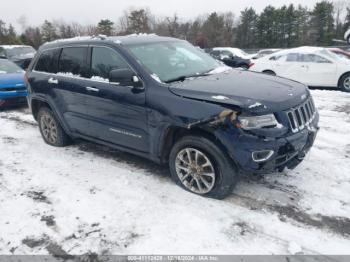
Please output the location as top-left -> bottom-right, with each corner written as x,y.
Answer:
54,46 -> 92,135
83,45 -> 149,152
273,53 -> 303,81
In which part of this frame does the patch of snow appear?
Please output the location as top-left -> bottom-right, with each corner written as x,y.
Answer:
0,45 -> 32,49
151,74 -> 162,83
0,71 -> 7,74
90,76 -> 109,83
211,95 -> 229,100
249,102 -> 263,108
208,66 -> 232,75
288,242 -> 302,254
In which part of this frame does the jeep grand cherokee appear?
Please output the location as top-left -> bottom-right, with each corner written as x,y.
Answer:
26,35 -> 319,199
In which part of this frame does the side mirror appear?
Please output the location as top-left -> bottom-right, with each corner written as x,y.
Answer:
109,68 -> 143,89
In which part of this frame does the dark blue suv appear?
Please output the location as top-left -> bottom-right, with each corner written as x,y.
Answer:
26,35 -> 319,199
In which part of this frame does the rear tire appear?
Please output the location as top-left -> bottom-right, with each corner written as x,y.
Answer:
263,70 -> 276,76
338,73 -> 350,92
169,135 -> 238,199
37,107 -> 71,147
347,36 -> 350,45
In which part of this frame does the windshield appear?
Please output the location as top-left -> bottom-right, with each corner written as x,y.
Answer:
127,41 -> 221,83
0,59 -> 24,74
5,46 -> 36,58
235,49 -> 249,57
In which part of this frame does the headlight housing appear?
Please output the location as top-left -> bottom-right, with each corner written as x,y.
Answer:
238,114 -> 279,130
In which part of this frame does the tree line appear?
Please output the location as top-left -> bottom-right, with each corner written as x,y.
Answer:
0,0 -> 350,50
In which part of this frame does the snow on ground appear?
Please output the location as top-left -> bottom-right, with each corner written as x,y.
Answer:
0,90 -> 350,256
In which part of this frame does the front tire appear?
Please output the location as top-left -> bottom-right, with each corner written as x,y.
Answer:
339,73 -> 350,92
169,136 -> 238,199
37,107 -> 71,147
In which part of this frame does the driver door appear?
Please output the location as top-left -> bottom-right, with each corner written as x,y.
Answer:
84,46 -> 149,152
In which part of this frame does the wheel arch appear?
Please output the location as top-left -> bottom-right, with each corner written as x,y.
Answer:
159,125 -> 231,165
30,97 -> 73,137
337,71 -> 350,87
262,69 -> 276,76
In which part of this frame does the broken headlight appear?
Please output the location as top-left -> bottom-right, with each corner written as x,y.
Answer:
238,114 -> 278,130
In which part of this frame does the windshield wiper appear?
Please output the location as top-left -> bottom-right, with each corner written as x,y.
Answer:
164,72 -> 213,84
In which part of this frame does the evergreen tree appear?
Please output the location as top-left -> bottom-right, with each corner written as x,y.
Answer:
97,19 -> 114,36
235,8 -> 258,48
310,1 -> 335,45
41,20 -> 58,43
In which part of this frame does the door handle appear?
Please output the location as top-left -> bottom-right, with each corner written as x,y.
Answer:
48,77 -> 59,84
86,86 -> 99,92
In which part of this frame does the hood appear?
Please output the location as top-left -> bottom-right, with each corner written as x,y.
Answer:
0,72 -> 25,88
168,69 -> 309,114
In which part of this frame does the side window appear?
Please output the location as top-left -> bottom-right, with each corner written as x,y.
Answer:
34,49 -> 61,73
286,53 -> 299,62
313,55 -> 331,63
221,50 -> 232,57
58,47 -> 88,77
0,47 -> 6,57
91,47 -> 129,79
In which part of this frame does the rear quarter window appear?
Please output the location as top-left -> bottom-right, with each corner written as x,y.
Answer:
34,48 -> 61,73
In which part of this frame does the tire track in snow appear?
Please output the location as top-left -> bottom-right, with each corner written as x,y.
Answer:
2,107 -> 350,241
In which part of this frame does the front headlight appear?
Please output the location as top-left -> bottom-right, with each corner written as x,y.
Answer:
238,114 -> 278,130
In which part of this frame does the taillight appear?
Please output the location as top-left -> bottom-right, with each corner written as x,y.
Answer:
249,63 -> 255,68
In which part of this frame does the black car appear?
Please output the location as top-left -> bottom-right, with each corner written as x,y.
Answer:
26,35 -> 319,199
0,45 -> 36,69
209,50 -> 251,69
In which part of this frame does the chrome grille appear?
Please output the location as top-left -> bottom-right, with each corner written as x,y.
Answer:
287,98 -> 316,133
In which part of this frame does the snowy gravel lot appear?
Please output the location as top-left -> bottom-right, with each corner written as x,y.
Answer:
0,89 -> 350,255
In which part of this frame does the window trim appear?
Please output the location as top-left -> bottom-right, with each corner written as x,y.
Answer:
33,46 -> 62,73
58,45 -> 89,77
32,44 -> 144,88
88,44 -> 144,87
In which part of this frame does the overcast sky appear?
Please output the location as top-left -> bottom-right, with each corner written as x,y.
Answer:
2,0 -> 323,31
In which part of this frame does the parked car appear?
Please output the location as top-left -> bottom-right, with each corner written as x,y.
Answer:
26,35 -> 319,199
212,47 -> 255,60
329,48 -> 350,60
0,59 -> 27,107
250,46 -> 350,92
0,45 -> 36,69
344,28 -> 350,44
209,50 -> 251,69
252,49 -> 281,59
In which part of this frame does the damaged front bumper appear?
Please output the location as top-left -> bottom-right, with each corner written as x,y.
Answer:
216,112 -> 319,174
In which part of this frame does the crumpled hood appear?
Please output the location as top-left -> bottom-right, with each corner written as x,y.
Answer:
0,72 -> 25,88
168,70 -> 309,114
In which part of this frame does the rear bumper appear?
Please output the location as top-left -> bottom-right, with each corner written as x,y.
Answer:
217,112 -> 319,174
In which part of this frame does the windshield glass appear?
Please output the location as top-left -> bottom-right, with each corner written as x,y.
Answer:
5,46 -> 36,58
127,41 -> 221,82
0,59 -> 24,74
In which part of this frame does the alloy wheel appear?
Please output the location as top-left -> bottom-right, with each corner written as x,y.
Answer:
40,114 -> 58,144
343,77 -> 350,91
175,148 -> 216,194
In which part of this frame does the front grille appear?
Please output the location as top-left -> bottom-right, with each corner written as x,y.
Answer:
287,97 -> 316,133
0,87 -> 26,92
